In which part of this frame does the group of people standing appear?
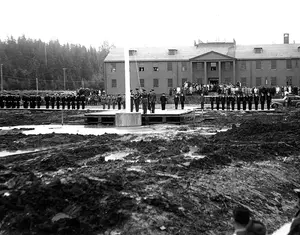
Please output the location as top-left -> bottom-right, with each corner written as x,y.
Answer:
204,92 -> 273,111
0,94 -> 86,110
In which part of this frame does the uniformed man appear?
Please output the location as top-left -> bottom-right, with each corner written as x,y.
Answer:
160,93 -> 167,110
149,89 -> 156,113
134,89 -> 141,112
51,95 -> 55,109
71,94 -> 76,109
11,95 -> 16,108
174,93 -> 179,110
180,92 -> 185,109
112,95 -> 117,109
242,94 -> 247,110
231,95 -> 236,110
45,94 -> 50,109
221,94 -> 226,110
141,89 -> 148,114
61,95 -> 66,109
0,94 -> 4,108
36,95 -> 42,109
130,90 -> 134,112
66,95 -> 71,109
254,94 -> 259,110
266,92 -> 272,110
81,95 -> 85,109
101,95 -> 106,109
236,94 -> 241,110
226,95 -> 230,111
23,95 -> 29,109
117,94 -> 122,110
147,91 -> 151,111
200,93 -> 205,110
122,95 -> 126,109
210,96 -> 214,110
216,95 -> 220,110
260,93 -> 265,110
76,94 -> 80,109
248,94 -> 253,110
56,94 -> 60,109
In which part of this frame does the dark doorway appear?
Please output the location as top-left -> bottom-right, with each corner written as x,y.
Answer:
208,78 -> 219,85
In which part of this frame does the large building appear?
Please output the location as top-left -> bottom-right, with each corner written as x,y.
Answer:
104,34 -> 300,94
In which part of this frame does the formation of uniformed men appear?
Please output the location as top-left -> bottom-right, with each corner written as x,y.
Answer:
131,88 -> 157,114
204,92 -> 273,111
0,94 -> 86,109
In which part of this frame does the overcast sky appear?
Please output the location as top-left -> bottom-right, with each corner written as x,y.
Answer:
1,0 -> 300,49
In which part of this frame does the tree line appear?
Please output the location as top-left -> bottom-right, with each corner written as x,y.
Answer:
0,35 -> 114,91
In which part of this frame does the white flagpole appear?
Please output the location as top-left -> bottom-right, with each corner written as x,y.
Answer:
124,46 -> 130,113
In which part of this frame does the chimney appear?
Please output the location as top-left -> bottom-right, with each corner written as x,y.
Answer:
284,33 -> 289,44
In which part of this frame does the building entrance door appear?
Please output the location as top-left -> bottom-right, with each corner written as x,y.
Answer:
208,78 -> 219,85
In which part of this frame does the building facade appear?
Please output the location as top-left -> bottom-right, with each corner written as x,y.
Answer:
104,34 -> 300,94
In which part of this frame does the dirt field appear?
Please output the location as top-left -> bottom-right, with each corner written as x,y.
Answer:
0,109 -> 300,235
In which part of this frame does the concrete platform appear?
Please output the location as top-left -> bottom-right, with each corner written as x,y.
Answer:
115,112 -> 142,127
84,109 -> 194,125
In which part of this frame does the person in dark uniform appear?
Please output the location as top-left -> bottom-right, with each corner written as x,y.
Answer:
71,95 -> 76,109
81,95 -> 85,109
226,95 -> 230,111
130,90 -> 134,112
45,94 -> 50,109
0,94 -> 4,108
66,95 -> 71,109
50,95 -> 55,109
242,94 -> 247,110
260,93 -> 265,110
36,95 -> 41,108
29,95 -> 33,108
149,89 -> 156,113
11,95 -> 16,108
112,95 -> 117,110
147,91 -> 151,111
210,96 -> 214,110
174,93 -> 179,110
61,95 -> 66,109
134,89 -> 140,112
200,93 -> 205,110
76,94 -> 80,109
101,95 -> 106,109
160,93 -> 167,110
221,94 -> 226,110
231,95 -> 235,110
117,94 -> 122,110
254,94 -> 259,110
122,95 -> 126,109
141,89 -> 148,114
56,94 -> 60,109
248,94 -> 253,110
266,92 -> 272,110
216,95 -> 220,110
23,95 -> 29,109
236,94 -> 241,110
180,92 -> 185,109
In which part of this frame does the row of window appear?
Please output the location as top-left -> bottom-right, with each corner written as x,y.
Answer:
111,76 -> 295,88
110,59 -> 298,73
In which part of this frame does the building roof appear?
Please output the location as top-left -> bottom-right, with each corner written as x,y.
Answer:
104,43 -> 300,62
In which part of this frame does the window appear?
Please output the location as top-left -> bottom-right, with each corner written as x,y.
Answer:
139,67 -> 145,72
196,62 -> 203,70
140,79 -> 144,87
167,62 -> 172,71
241,77 -> 247,86
240,61 -> 246,70
225,62 -> 231,71
211,62 -> 217,71
153,67 -> 159,72
112,79 -> 117,88
129,50 -> 137,56
286,76 -> 293,86
286,60 -> 292,69
271,77 -> 277,86
182,78 -> 187,86
168,78 -> 173,87
256,77 -> 261,86
153,78 -> 159,87
256,61 -> 262,69
254,47 -> 263,53
271,60 -> 277,69
182,62 -> 187,71
168,49 -> 177,55
111,63 -> 116,72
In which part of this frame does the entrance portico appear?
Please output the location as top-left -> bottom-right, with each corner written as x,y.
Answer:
190,51 -> 236,85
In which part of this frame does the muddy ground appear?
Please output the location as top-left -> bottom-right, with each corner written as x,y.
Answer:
0,109 -> 300,235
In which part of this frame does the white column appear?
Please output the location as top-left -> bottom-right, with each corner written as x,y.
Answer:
124,47 -> 131,113
233,60 -> 236,85
218,61 -> 221,84
204,61 -> 207,85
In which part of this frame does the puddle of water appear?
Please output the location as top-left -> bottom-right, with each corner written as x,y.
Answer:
184,146 -> 206,159
272,222 -> 291,235
0,149 -> 41,158
104,151 -> 134,161
127,166 -> 146,173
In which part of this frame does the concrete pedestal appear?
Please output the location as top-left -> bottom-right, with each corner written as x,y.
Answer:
115,112 -> 142,127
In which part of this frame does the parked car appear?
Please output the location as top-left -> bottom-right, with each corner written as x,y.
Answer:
271,95 -> 300,108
